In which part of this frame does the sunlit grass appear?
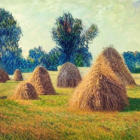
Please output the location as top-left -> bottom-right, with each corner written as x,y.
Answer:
0,70 -> 140,140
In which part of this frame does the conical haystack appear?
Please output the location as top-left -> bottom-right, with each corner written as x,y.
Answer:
13,69 -> 23,81
99,46 -> 136,87
0,69 -> 10,83
28,66 -> 56,95
11,81 -> 38,100
57,62 -> 82,88
69,56 -> 129,111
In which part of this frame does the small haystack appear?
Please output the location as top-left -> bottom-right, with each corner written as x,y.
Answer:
99,46 -> 136,87
0,69 -> 10,83
13,69 -> 23,81
57,62 -> 82,88
69,57 -> 129,111
11,81 -> 38,100
28,66 -> 56,95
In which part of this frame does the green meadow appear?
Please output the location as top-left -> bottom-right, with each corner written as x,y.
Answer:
0,69 -> 140,140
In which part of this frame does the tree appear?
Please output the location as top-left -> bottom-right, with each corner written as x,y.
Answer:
0,8 -> 22,73
47,47 -> 63,70
0,48 -> 23,74
71,47 -> 93,67
0,8 -> 22,56
52,12 -> 99,64
28,46 -> 46,70
123,51 -> 136,73
38,47 -> 63,71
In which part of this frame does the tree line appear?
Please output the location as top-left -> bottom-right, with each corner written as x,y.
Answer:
123,51 -> 140,73
0,8 -> 99,74
0,8 -> 139,74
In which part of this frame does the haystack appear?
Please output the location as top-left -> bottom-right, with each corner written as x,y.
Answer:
57,62 -> 82,88
13,69 -> 23,81
69,56 -> 129,111
11,81 -> 38,100
99,46 -> 136,87
28,66 -> 56,95
0,69 -> 10,83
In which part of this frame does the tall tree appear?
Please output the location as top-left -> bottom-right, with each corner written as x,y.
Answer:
0,8 -> 22,73
0,8 -> 22,56
52,12 -> 99,64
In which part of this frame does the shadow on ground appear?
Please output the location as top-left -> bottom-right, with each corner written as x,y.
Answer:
0,96 -> 7,99
123,97 -> 140,112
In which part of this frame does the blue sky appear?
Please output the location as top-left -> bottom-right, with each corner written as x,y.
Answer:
0,0 -> 140,60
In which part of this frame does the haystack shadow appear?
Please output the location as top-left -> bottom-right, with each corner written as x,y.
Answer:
0,96 -> 7,99
123,97 -> 140,112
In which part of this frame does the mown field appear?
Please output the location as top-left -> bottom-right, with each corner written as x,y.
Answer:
0,68 -> 140,140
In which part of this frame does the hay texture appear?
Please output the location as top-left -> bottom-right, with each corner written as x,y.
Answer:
69,56 -> 129,111
11,81 -> 38,100
0,69 -> 10,83
57,62 -> 82,88
28,66 -> 56,95
99,46 -> 136,87
13,69 -> 23,81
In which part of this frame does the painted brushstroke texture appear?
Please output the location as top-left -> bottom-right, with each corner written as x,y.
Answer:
0,0 -> 140,60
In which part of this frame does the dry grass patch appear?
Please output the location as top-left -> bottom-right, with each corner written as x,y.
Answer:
1,70 -> 140,140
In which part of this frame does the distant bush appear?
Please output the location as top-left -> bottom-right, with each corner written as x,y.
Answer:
123,51 -> 140,73
134,67 -> 140,73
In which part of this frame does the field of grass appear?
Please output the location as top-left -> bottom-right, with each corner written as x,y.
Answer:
0,69 -> 140,140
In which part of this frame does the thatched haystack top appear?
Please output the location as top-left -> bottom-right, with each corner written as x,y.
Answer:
69,60 -> 129,111
101,47 -> 125,71
97,46 -> 136,86
11,81 -> 38,100
0,69 -> 10,83
28,66 -> 56,95
14,69 -> 23,81
57,62 -> 82,88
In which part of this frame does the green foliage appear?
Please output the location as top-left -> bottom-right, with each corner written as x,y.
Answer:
27,57 -> 35,65
71,47 -> 93,67
0,8 -> 22,74
52,12 -> 99,63
134,67 -> 140,73
123,51 -> 140,73
0,8 -> 22,55
74,54 -> 84,67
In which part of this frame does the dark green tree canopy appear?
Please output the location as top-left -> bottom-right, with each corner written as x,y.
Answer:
0,8 -> 22,56
0,8 -> 22,74
52,12 -> 99,63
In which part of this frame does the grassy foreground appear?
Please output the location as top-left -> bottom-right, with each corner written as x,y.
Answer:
0,70 -> 140,140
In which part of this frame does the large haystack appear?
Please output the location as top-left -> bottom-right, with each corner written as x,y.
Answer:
57,62 -> 82,88
11,81 -> 38,100
13,69 -> 23,81
99,46 -> 136,87
69,57 -> 129,111
28,66 -> 56,95
0,69 -> 10,83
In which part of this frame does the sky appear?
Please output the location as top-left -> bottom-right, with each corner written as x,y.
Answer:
0,0 -> 140,60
